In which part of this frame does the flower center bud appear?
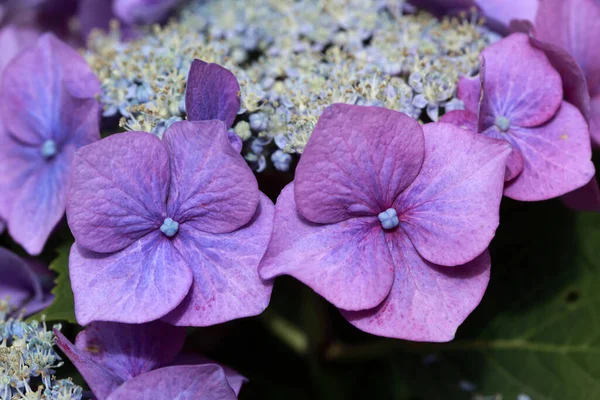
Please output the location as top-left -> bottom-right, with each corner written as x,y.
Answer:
41,139 -> 57,159
495,116 -> 510,132
378,208 -> 399,230
160,217 -> 179,237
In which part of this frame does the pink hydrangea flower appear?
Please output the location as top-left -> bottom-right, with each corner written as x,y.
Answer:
442,33 -> 595,201
259,104 -> 511,342
67,121 -> 274,326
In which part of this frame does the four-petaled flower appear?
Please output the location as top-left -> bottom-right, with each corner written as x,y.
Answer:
441,33 -> 595,201
0,33 -> 101,255
55,321 -> 245,400
67,120 -> 274,326
259,103 -> 511,341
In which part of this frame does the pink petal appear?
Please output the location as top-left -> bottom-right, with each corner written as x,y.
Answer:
343,235 -> 490,342
456,76 -> 481,114
504,101 -> 595,200
394,122 -> 510,266
171,354 -> 248,396
259,184 -> 395,311
295,104 -> 425,224
438,110 -> 478,131
54,329 -> 124,400
106,365 -> 237,400
185,60 -> 241,128
70,234 -> 193,325
67,132 -> 169,254
164,121 -> 259,234
163,194 -> 274,326
479,33 -> 563,130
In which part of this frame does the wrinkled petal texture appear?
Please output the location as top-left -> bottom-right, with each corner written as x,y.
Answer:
67,132 -> 169,253
106,365 -> 237,400
503,101 -> 595,200
295,104 -> 425,224
479,33 -> 562,130
395,122 -> 510,266
69,234 -> 193,325
535,0 -> 600,94
0,33 -> 100,145
54,329 -> 124,400
343,236 -> 490,342
113,0 -> 183,25
0,248 -> 41,312
164,194 -> 274,326
185,60 -> 241,129
259,184 -> 395,311
164,121 -> 258,234
75,321 -> 186,381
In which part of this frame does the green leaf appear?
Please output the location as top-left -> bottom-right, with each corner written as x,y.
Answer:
29,242 -> 77,324
326,200 -> 600,399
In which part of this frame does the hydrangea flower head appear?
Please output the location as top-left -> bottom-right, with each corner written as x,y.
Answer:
0,247 -> 53,316
259,104 -> 511,341
534,0 -> 600,146
443,33 -> 595,201
67,120 -> 274,326
55,321 -> 244,399
0,33 -> 101,255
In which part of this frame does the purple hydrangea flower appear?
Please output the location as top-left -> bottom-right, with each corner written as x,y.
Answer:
0,24 -> 38,75
441,33 -> 595,201
54,321 -> 245,399
259,104 -> 511,341
534,0 -> 600,147
0,33 -> 101,255
185,59 -> 243,152
0,247 -> 54,316
66,120 -> 274,326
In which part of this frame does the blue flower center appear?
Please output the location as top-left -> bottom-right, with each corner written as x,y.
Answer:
378,208 -> 399,230
40,139 -> 57,159
160,218 -> 179,237
495,116 -> 510,132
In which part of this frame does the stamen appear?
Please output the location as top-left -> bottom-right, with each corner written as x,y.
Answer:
160,218 -> 179,237
41,140 -> 57,159
495,116 -> 510,132
378,208 -> 399,230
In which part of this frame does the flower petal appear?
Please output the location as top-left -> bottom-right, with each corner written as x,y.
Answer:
0,33 -> 100,145
504,101 -> 596,200
163,194 -> 274,326
0,248 -> 40,312
164,120 -> 258,234
54,329 -> 124,400
259,184 -> 395,311
74,321 -> 186,380
438,110 -> 478,131
343,237 -> 490,342
171,355 -> 248,396
0,25 -> 38,76
106,365 -> 237,400
456,76 -> 481,114
185,60 -> 241,128
113,0 -> 183,25
70,233 -> 193,325
481,126 -> 525,181
479,33 -> 563,130
295,104 -> 424,224
67,132 -> 169,254
477,0 -> 538,32
394,122 -> 510,266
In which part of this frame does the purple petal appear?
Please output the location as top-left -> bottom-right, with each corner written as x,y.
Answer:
259,184 -> 395,312
0,24 -> 38,76
67,132 -> 169,253
503,101 -> 596,200
477,0 -> 538,32
113,0 -> 184,25
227,130 -> 243,153
74,321 -> 186,380
438,110 -> 478,131
561,177 -> 600,212
78,0 -> 115,38
69,234 -> 193,325
172,354 -> 248,396
185,60 -> 241,128
591,95 -> 600,146
407,0 -> 474,15
163,194 -> 274,326
0,247 -> 41,312
54,329 -> 124,400
394,122 -> 510,266
535,0 -> 600,94
106,365 -> 237,400
456,76 -> 481,114
295,104 -> 425,224
164,121 -> 258,234
343,237 -> 490,342
479,33 -> 563,130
